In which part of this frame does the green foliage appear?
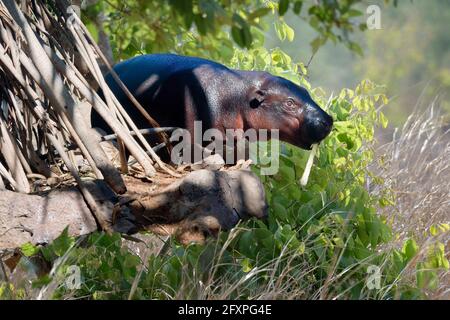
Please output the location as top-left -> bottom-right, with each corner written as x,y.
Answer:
227,49 -> 447,298
82,0 -> 395,61
40,227 -> 75,261
20,242 -> 40,257
0,283 -> 27,300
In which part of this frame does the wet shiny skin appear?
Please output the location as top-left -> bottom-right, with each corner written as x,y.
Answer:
92,54 -> 333,150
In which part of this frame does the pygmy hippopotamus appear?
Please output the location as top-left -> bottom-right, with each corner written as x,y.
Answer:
91,54 -> 333,157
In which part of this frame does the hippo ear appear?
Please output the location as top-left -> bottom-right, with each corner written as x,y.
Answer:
249,89 -> 266,109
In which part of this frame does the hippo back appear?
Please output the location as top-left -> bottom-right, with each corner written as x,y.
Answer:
105,54 -> 228,103
92,54 -> 234,134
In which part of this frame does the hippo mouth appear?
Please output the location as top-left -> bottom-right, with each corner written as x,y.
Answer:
297,141 -> 314,150
280,133 -> 315,150
300,122 -> 333,149
280,115 -> 333,150
295,129 -> 331,150
285,136 -> 314,150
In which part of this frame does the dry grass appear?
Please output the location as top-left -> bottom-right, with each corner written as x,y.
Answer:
372,102 -> 449,241
370,100 -> 450,299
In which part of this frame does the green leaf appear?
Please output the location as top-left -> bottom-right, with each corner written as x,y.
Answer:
272,200 -> 288,221
238,231 -> 256,257
254,228 -> 274,249
417,264 -> 439,290
31,275 -> 52,288
285,22 -> 295,41
241,258 -> 253,272
231,26 -> 245,48
183,12 -> 194,29
42,227 -> 75,260
274,20 -> 286,41
242,25 -> 253,48
402,239 -> 418,261
248,7 -> 271,20
293,1 -> 303,15
278,0 -> 289,16
346,9 -> 363,17
379,112 -> 388,128
347,41 -> 364,56
310,36 -> 326,54
21,242 -> 39,257
430,223 -> 450,236
194,14 -> 207,35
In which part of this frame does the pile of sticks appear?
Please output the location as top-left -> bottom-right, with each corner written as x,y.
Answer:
0,0 -> 173,231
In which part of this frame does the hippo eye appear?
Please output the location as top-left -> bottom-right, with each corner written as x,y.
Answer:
285,99 -> 295,108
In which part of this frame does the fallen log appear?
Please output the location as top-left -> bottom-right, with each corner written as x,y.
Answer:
0,181 -> 111,249
0,168 -> 267,250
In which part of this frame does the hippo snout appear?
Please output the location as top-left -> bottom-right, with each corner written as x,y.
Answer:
302,107 -> 334,146
314,113 -> 333,138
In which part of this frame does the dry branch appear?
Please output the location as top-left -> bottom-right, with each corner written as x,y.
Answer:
3,0 -> 127,193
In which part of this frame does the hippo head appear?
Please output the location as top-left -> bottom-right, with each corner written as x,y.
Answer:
244,73 -> 333,150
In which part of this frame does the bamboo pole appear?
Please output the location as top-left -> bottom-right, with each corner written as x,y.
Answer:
0,116 -> 30,193
3,0 -> 128,193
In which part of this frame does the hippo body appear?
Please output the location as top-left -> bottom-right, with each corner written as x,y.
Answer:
92,54 -> 333,151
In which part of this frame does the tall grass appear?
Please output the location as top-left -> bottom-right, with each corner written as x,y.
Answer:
372,103 -> 449,240
370,102 -> 450,299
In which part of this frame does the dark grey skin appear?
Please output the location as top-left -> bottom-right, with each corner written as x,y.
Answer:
92,54 -> 333,151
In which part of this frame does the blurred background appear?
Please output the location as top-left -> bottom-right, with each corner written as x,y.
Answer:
265,0 -> 450,128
